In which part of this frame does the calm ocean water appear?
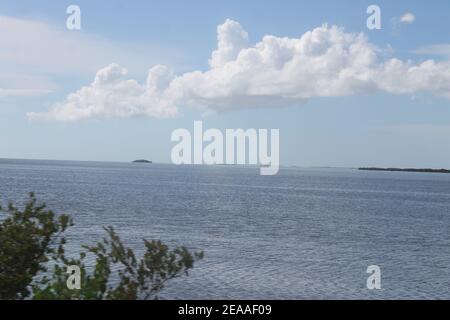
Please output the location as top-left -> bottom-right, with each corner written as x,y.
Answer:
1,158 -> 450,299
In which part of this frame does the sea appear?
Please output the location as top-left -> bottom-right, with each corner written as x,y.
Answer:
1,158 -> 450,299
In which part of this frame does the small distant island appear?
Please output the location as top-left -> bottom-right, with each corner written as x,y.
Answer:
132,159 -> 152,164
359,167 -> 450,174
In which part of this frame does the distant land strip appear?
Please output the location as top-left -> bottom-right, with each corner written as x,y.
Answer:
132,159 -> 152,164
359,167 -> 450,174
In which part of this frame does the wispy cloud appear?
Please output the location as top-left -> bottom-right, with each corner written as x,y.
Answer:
30,19 -> 450,121
391,12 -> 415,33
0,73 -> 56,98
375,124 -> 450,137
0,15 -> 178,97
414,44 -> 450,58
0,15 -> 177,75
400,13 -> 415,24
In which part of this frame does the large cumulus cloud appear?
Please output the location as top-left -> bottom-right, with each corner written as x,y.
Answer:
29,19 -> 450,121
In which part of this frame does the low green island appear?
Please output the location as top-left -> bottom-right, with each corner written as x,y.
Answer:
132,159 -> 152,164
359,167 -> 450,174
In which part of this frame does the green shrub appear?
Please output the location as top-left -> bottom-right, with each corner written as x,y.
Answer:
0,193 -> 203,300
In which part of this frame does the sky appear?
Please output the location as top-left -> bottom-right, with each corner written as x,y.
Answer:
1,0 -> 450,167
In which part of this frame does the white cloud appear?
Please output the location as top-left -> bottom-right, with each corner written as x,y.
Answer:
400,13 -> 415,24
28,64 -> 178,120
209,19 -> 249,68
31,19 -> 450,121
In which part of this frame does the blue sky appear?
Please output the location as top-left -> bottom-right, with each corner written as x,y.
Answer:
1,0 -> 450,167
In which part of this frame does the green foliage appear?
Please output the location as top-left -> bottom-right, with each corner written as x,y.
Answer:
0,194 -> 203,300
0,193 -> 72,299
34,226 -> 204,300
